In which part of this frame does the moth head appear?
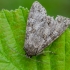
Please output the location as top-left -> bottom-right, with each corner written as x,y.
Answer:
24,46 -> 38,57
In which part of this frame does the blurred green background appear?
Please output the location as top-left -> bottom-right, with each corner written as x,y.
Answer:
0,0 -> 70,17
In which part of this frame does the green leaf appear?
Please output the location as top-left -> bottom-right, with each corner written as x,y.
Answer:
0,6 -> 70,70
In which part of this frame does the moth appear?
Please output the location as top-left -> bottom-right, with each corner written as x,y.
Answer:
24,1 -> 70,57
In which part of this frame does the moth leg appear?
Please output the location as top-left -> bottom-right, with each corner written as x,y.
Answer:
37,51 -> 46,56
42,51 -> 56,55
36,50 -> 56,56
37,51 -> 56,56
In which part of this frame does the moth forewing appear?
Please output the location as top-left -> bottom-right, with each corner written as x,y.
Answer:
24,1 -> 70,57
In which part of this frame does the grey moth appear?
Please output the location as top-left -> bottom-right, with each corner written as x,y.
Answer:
24,1 -> 70,57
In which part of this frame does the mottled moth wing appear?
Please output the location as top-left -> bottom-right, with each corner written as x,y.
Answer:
24,1 -> 70,57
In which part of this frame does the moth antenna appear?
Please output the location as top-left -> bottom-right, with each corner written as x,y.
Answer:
7,46 -> 49,64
